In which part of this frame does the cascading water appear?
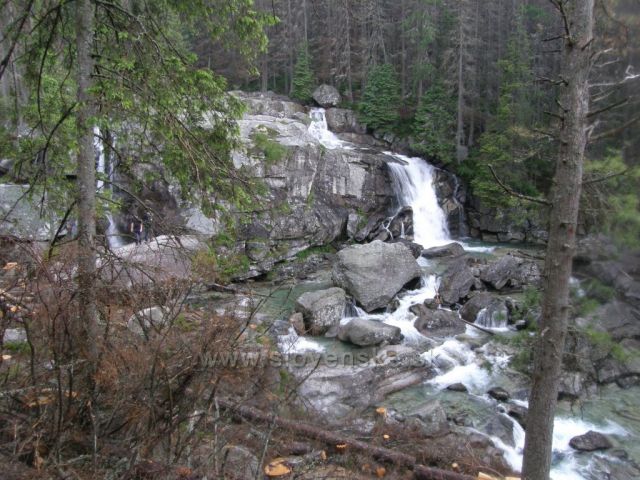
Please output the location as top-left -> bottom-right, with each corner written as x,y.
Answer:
308,108 -> 351,150
386,153 -> 451,249
475,307 -> 509,330
94,127 -> 125,249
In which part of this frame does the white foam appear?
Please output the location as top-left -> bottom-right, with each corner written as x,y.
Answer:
308,108 -> 351,150
386,153 -> 450,249
278,326 -> 325,354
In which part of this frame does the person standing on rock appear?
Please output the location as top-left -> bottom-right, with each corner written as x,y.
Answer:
130,214 -> 144,245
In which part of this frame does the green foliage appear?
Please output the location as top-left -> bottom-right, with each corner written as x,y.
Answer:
463,24 -> 553,208
584,329 -> 632,363
412,79 -> 455,163
295,244 -> 336,261
583,151 -> 640,247
358,64 -> 401,133
492,330 -> 535,374
251,131 -> 288,164
582,279 -> 616,303
290,45 -> 315,103
6,0 -> 271,220
3,341 -> 30,355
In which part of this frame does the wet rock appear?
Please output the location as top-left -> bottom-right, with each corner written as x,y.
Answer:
411,306 -> 465,337
407,401 -> 450,437
337,318 -> 402,347
289,312 -> 306,335
569,430 -> 613,451
385,207 -> 414,239
585,450 -> 640,480
295,287 -> 346,336
483,414 -> 515,447
480,254 -> 542,290
389,238 -> 423,259
292,346 -> 430,419
127,306 -> 171,338
446,383 -> 469,393
460,292 -> 502,323
221,444 -> 259,479
354,214 -> 386,242
506,403 -> 528,429
438,257 -> 476,305
487,387 -> 510,402
312,84 -> 341,107
325,108 -> 366,134
346,212 -> 361,239
332,240 -> 422,312
422,242 -> 465,259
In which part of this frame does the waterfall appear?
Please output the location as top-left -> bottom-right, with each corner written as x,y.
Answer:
308,108 -> 350,150
475,307 -> 509,330
386,153 -> 451,249
94,127 -> 125,249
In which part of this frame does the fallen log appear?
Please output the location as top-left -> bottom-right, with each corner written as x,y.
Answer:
217,398 -> 476,480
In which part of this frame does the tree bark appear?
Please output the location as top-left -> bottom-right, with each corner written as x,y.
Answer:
75,0 -> 99,378
521,2 -> 595,479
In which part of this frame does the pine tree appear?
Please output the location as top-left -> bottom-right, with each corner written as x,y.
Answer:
412,79 -> 455,163
290,45 -> 315,103
358,63 -> 401,132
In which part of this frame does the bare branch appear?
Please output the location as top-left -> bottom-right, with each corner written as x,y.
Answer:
590,115 -> 640,142
488,165 -> 551,206
587,98 -> 628,118
583,169 -> 628,185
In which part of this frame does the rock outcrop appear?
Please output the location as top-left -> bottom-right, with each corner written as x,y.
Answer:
438,257 -> 476,305
337,318 -> 403,346
479,253 -> 542,290
332,240 -> 422,311
569,431 -> 613,452
410,305 -> 465,337
295,287 -> 346,335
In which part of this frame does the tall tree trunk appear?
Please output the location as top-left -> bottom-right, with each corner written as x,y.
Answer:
521,2 -> 595,479
75,0 -> 98,378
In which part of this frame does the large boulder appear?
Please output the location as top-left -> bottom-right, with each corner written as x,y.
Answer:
410,305 -> 464,337
407,401 -> 450,437
569,431 -> 613,452
295,287 -> 346,335
312,84 -> 341,107
480,254 -> 542,290
337,318 -> 403,346
483,414 -> 516,447
438,257 -> 476,305
459,292 -> 495,323
325,108 -> 366,134
332,240 -> 422,312
389,238 -> 423,258
460,293 -> 509,328
422,242 -> 465,259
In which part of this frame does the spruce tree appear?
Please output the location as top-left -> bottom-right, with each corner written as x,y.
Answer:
358,64 -> 401,133
290,45 -> 315,103
412,79 -> 455,163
